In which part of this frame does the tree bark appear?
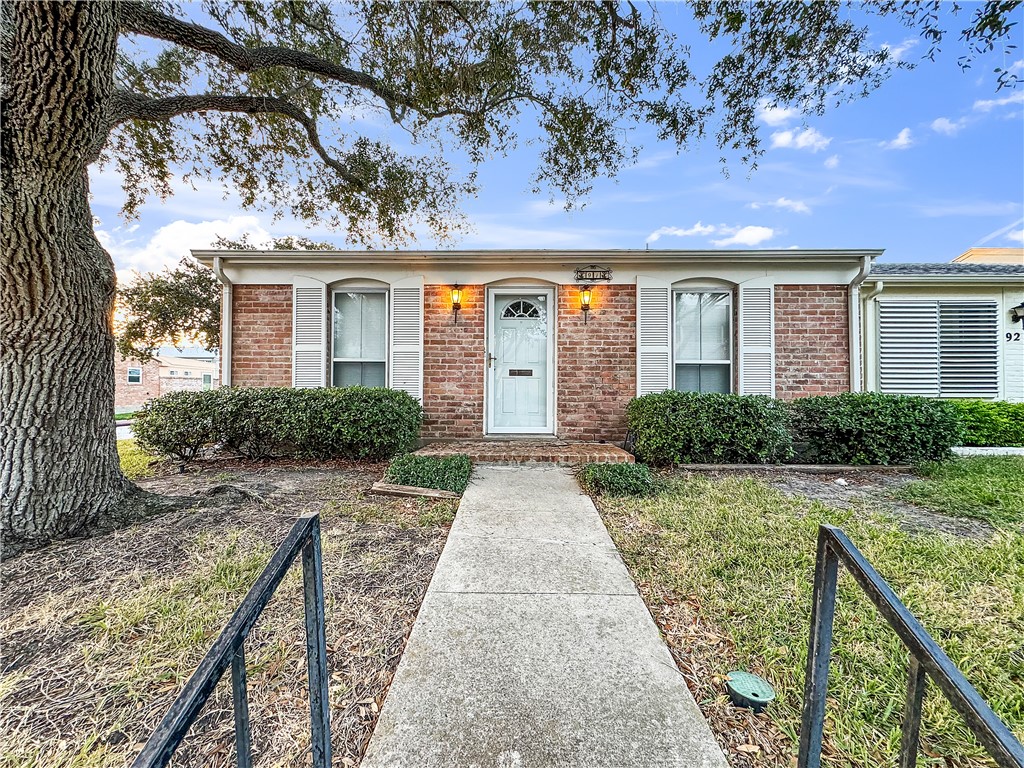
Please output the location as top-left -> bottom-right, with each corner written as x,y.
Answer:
2,2 -> 130,553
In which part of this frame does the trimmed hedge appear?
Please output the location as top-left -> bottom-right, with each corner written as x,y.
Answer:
578,463 -> 657,497
134,386 -> 422,462
947,399 -> 1024,448
384,454 -> 472,494
789,393 -> 962,465
626,392 -> 793,466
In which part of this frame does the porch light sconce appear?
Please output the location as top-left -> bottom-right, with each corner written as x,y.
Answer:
451,285 -> 463,325
1011,302 -> 1024,323
580,285 -> 593,324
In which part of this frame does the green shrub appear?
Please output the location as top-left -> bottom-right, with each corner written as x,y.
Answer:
578,463 -> 657,497
384,454 -> 472,493
947,399 -> 1024,447
626,391 -> 793,466
135,386 -> 422,462
133,390 -> 221,460
789,393 -> 963,465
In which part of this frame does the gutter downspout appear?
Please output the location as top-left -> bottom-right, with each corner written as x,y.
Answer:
848,254 -> 873,392
212,256 -> 232,387
861,280 -> 885,392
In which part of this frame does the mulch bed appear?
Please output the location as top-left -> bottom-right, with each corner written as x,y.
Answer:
0,461 -> 454,767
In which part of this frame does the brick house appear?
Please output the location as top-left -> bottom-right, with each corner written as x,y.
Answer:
192,249 -> 895,442
114,352 -> 220,412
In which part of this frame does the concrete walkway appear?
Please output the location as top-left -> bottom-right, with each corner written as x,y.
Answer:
361,464 -> 728,768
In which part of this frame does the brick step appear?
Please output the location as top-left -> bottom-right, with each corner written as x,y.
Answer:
414,440 -> 634,465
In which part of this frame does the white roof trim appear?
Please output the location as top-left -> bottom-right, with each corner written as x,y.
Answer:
192,248 -> 882,268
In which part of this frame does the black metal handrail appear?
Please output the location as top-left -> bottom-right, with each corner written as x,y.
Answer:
132,512 -> 331,768
798,524 -> 1024,768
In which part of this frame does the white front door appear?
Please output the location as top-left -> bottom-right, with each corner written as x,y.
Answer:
487,289 -> 554,433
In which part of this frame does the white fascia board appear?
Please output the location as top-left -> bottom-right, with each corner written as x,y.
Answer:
865,275 -> 1024,286
192,248 -> 883,268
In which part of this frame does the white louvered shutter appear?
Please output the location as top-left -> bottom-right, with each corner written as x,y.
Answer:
389,276 -> 424,400
636,276 -> 672,395
738,286 -> 775,395
292,277 -> 327,388
878,301 -> 940,396
939,301 -> 998,398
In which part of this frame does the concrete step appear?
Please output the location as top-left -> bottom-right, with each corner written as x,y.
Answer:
414,439 -> 634,465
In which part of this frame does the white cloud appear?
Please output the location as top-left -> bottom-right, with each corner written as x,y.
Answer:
1008,59 -> 1024,74
750,197 -> 811,214
755,99 -> 799,127
973,91 -> 1024,112
882,38 -> 919,62
646,222 -> 717,243
711,226 -> 775,247
99,215 -> 270,285
975,217 -> 1024,246
931,117 -> 967,136
880,127 -> 914,150
824,154 -> 840,169
1007,229 -> 1024,244
525,199 -> 567,217
770,127 -> 831,153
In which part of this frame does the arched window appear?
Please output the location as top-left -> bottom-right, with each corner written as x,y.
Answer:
502,299 -> 540,319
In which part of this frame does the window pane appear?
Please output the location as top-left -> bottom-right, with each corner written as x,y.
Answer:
333,361 -> 386,388
700,294 -> 730,360
675,364 -> 731,394
333,292 -> 386,360
674,364 -> 699,392
699,364 -> 731,393
674,293 -> 700,360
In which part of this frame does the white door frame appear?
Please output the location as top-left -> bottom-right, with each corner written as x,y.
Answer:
485,286 -> 556,435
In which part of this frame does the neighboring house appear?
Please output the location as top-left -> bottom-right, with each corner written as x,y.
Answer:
193,248 -> 880,441
115,355 -> 162,411
861,262 -> 1024,403
114,351 -> 220,412
951,247 -> 1024,265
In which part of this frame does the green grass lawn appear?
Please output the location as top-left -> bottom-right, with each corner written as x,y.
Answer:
117,439 -> 156,480
892,456 -> 1024,526
597,463 -> 1023,767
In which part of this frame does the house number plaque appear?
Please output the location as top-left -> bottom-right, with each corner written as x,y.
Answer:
574,265 -> 612,283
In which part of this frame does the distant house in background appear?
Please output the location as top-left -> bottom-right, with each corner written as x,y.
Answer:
952,247 -> 1024,265
115,348 -> 220,412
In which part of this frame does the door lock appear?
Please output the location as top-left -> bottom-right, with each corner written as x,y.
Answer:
487,353 -> 496,368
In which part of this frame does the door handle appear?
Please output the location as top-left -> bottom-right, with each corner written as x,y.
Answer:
487,353 -> 495,368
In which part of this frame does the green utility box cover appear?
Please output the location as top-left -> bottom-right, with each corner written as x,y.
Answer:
725,670 -> 775,713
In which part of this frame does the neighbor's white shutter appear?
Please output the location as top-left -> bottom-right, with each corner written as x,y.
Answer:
636,276 -> 672,395
939,301 -> 999,398
389,276 -> 424,400
738,286 -> 775,395
877,301 -> 939,396
292,276 -> 327,388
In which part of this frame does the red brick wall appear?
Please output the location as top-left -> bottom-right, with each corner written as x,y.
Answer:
422,284 -> 486,438
114,356 -> 162,411
774,285 -> 850,399
556,284 -> 635,441
232,284 -> 292,387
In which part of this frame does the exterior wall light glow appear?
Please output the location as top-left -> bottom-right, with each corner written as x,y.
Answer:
580,285 -> 593,324
451,285 -> 462,325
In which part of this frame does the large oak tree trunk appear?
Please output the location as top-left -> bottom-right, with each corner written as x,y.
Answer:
2,3 -> 131,553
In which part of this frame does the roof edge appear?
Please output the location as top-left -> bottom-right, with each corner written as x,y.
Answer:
192,248 -> 884,266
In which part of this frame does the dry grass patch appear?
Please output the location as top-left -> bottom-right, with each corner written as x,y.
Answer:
0,462 -> 454,767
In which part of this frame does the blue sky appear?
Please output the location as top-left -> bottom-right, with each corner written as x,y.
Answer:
92,4 -> 1024,281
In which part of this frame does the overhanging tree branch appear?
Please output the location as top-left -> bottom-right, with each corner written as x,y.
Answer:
118,2 -> 400,109
114,92 -> 366,188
